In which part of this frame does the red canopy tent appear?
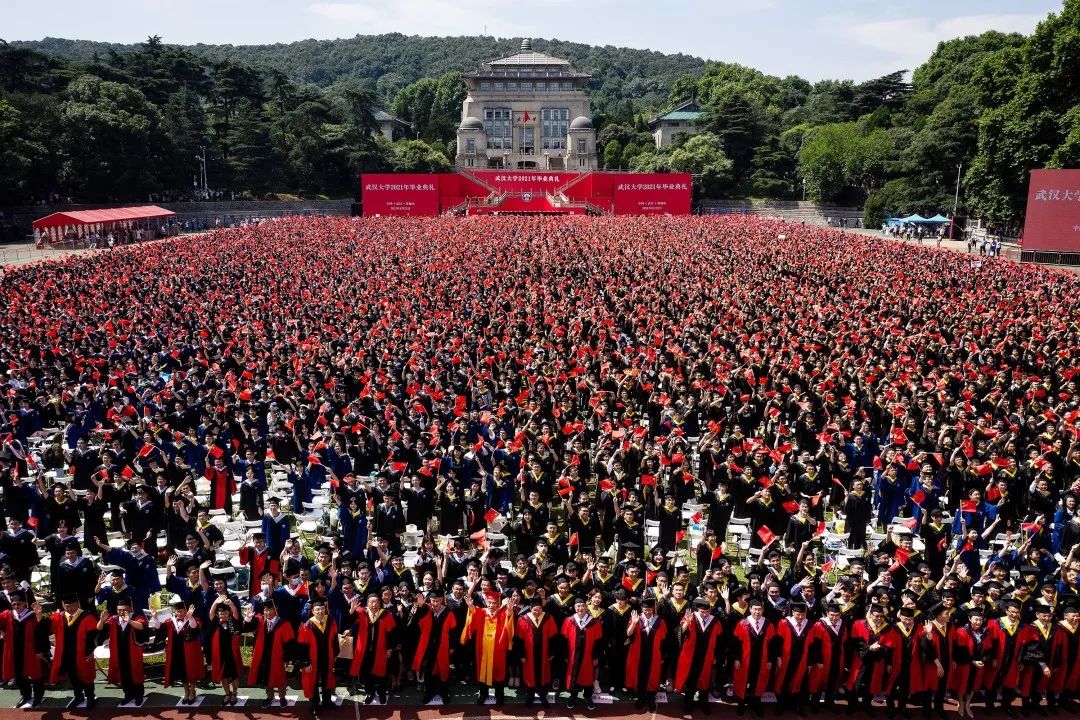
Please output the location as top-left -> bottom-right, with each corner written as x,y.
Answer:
32,205 -> 175,244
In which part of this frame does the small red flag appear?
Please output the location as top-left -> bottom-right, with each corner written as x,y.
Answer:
389,460 -> 407,473
893,547 -> 910,565
121,465 -> 134,479
469,529 -> 486,542
960,499 -> 978,513
265,448 -> 276,461
691,511 -> 703,524
568,532 -> 580,547
209,445 -> 224,459
640,474 -> 656,487
599,479 -> 615,492
484,508 -> 499,524
711,546 -> 724,560
911,489 -> 926,506
782,500 -> 799,514
814,521 -> 826,538
675,530 -> 687,544
820,560 -> 834,573
757,526 -> 777,545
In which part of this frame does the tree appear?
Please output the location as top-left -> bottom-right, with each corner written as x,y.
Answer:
603,140 -> 622,169
388,139 -> 452,173
666,132 -> 733,196
0,99 -> 41,203
797,122 -> 896,203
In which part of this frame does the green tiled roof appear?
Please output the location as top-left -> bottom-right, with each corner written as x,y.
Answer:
658,110 -> 703,121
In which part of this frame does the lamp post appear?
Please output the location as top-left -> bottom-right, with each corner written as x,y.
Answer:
951,163 -> 962,239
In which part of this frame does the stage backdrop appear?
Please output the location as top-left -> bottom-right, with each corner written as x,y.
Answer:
1022,169 -> 1080,253
361,174 -> 441,216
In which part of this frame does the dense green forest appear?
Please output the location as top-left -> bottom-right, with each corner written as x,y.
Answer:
4,0 -> 1080,224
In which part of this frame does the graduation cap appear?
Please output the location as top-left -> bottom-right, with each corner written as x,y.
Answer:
251,531 -> 265,540
1002,599 -> 1022,610
692,597 -> 711,610
640,596 -> 657,609
898,607 -> 916,618
867,604 -> 885,615
267,496 -> 282,505
790,601 -> 808,613
309,598 -> 328,608
621,541 -> 641,551
60,593 -> 80,605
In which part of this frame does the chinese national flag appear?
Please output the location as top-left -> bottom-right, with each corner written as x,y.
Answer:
521,110 -> 531,123
820,560 -> 834,573
265,447 -> 276,461
675,530 -> 687,544
814,521 -> 826,538
893,547 -> 910,565
757,526 -> 777,545
484,508 -> 499,524
640,474 -> 657,487
960,499 -> 978,513
599,479 -> 615,492
469,529 -> 486,542
121,465 -> 134,479
568,532 -> 580,547
782,500 -> 799,514
911,489 -> 926,506
389,461 -> 408,473
691,511 -> 703,524
711,545 -> 724,560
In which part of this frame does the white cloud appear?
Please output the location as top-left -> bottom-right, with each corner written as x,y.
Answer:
838,13 -> 1045,74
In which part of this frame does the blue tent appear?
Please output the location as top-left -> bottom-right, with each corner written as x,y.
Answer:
925,214 -> 950,224
900,214 -> 930,223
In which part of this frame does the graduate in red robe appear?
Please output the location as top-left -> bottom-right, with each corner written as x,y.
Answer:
845,604 -> 896,712
298,598 -> 339,710
987,599 -> 1026,713
518,596 -> 557,708
0,592 -> 45,708
45,594 -> 99,710
209,599 -> 244,706
888,607 -> 921,716
806,603 -> 847,710
204,455 -> 235,512
1047,604 -> 1080,710
625,597 -> 668,712
97,597 -> 148,707
1018,605 -> 1056,714
561,596 -> 604,710
914,605 -> 954,717
460,592 -> 516,707
952,607 -> 995,719
162,600 -> 205,705
350,594 -> 397,704
731,597 -> 776,716
238,532 -> 280,597
676,597 -> 723,715
409,588 -> 458,704
244,598 -> 296,708
773,601 -> 813,714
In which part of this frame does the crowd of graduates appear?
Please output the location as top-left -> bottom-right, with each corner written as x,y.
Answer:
0,214 -> 1077,716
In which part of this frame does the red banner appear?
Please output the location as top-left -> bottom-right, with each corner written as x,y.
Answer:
471,170 -> 580,194
361,174 -> 440,216
611,173 -> 692,215
1022,169 -> 1080,253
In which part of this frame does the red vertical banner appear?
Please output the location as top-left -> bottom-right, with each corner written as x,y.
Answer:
1022,169 -> 1080,252
361,174 -> 441,216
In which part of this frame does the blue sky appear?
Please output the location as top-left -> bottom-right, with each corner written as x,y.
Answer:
2,0 -> 1064,81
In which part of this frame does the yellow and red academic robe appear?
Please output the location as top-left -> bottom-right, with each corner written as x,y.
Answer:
731,617 -> 774,699
951,625 -> 996,696
103,614 -> 147,685
412,606 -> 458,681
806,617 -> 847,694
349,608 -> 396,678
0,609 -> 44,681
987,617 -> 1025,690
246,615 -> 295,690
1048,621 -> 1080,694
675,613 -> 723,693
562,613 -> 603,689
163,617 -> 205,686
626,614 -> 668,692
518,611 -> 557,689
912,622 -> 953,694
48,610 -> 97,685
298,617 -> 339,700
773,616 -> 812,694
461,605 -> 515,685
844,619 -> 895,696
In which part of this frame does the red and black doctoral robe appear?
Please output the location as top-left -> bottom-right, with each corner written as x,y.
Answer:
104,615 -> 147,685
951,625 -> 996,696
0,609 -> 44,681
518,611 -> 557,689
888,623 -> 919,699
246,615 -> 295,690
298,618 -> 339,699
1018,621 -> 1054,697
204,466 -> 235,511
913,621 -> 953,694
163,617 -> 205,686
461,605 -> 515,685
210,617 -> 245,682
675,612 -> 722,693
844,619 -> 895,696
412,606 -> 458,681
562,612 -> 603,689
773,616 -> 812,695
806,618 -> 847,694
49,610 -> 98,685
1048,621 -> 1080,695
987,617 -> 1025,690
238,546 -> 281,597
731,617 -> 775,699
626,613 -> 668,693
350,608 -> 396,678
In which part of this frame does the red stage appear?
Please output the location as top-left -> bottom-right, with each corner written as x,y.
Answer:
1022,169 -> 1080,258
360,170 -> 692,216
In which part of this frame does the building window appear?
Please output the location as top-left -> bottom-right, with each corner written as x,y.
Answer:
493,82 -> 504,91
507,82 -> 518,91
466,138 -> 475,153
520,127 -> 534,155
484,107 -> 512,150
535,82 -> 546,91
561,81 -> 573,90
480,82 -> 491,91
577,139 -> 587,154
521,81 -> 533,91
541,108 -> 568,149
